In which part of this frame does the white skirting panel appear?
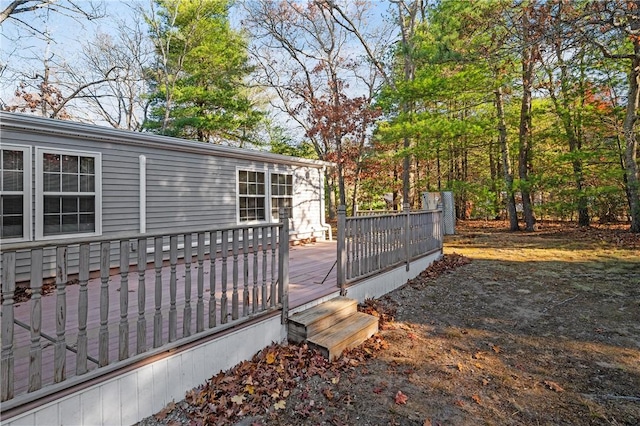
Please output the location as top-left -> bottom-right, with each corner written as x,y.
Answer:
4,316 -> 287,426
345,251 -> 443,303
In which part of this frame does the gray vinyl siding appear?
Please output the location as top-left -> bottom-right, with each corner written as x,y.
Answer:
1,112 -> 331,282
291,166 -> 323,236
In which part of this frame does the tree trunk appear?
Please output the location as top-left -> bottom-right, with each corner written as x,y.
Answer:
495,87 -> 519,231
326,171 -> 337,220
623,50 -> 640,232
488,137 -> 500,219
518,36 -> 537,232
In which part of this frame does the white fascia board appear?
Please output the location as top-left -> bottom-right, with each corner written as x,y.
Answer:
0,112 -> 334,169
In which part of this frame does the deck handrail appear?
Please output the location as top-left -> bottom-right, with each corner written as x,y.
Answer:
0,222 -> 276,252
337,204 -> 443,293
0,211 -> 290,406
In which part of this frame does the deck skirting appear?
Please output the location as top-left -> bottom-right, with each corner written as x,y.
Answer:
2,314 -> 287,426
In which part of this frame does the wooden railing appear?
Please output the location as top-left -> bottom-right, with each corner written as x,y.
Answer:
0,214 -> 289,406
337,205 -> 442,292
353,209 -> 398,216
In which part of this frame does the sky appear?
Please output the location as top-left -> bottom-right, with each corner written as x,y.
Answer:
0,0 -> 395,136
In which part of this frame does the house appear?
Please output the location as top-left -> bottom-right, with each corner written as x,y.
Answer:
0,112 -> 332,281
0,112 -> 444,425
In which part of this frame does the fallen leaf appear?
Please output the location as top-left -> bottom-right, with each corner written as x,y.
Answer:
482,378 -> 490,386
543,380 -> 565,392
454,399 -> 465,407
471,394 -> 481,404
331,377 -> 340,384
423,419 -> 432,426
154,401 -> 176,421
231,394 -> 245,405
395,390 -> 408,405
266,351 -> 276,364
274,400 -> 286,410
491,345 -> 501,353
323,388 -> 334,401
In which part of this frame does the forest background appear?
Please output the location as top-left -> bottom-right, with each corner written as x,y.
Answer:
1,0 -> 639,233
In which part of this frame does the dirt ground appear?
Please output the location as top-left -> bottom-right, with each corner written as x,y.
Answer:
139,221 -> 640,426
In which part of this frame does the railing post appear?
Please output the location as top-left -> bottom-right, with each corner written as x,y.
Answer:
279,208 -> 290,324
118,241 -> 130,361
137,238 -> 147,354
54,246 -> 68,383
77,244 -> 90,374
30,248 -> 44,390
404,203 -> 410,271
1,252 -> 16,401
99,242 -> 110,367
337,205 -> 346,295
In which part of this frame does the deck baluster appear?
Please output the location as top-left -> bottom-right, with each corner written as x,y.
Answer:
270,225 -> 277,307
209,231 -> 218,328
1,252 -> 16,401
196,232 -> 205,333
261,227 -> 268,310
183,233 -> 192,337
278,209 -> 289,322
54,246 -> 68,383
344,217 -> 351,281
169,235 -> 178,342
252,227 -> 259,313
232,229 -> 240,320
353,220 -> 360,278
375,217 -> 381,270
221,230 -> 229,323
137,238 -> 147,354
153,237 -> 163,348
119,241 -> 130,360
242,228 -> 249,316
365,218 -> 371,274
99,242 -> 110,366
76,245 -> 89,374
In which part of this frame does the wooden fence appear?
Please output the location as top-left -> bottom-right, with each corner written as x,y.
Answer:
337,205 -> 442,292
0,216 -> 289,406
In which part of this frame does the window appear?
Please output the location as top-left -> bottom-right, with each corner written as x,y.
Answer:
238,170 -> 266,222
271,173 -> 293,220
36,149 -> 101,238
0,145 -> 31,241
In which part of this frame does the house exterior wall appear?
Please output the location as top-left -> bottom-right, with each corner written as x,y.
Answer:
0,112 -> 331,280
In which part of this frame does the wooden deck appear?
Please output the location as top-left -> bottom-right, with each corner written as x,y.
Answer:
9,240 -> 338,397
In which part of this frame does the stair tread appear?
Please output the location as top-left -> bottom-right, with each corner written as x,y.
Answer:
288,296 -> 356,326
308,312 -> 378,350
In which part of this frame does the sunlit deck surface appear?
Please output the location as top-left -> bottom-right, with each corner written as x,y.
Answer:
10,240 -> 338,396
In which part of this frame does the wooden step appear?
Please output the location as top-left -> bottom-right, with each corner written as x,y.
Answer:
288,297 -> 357,343
307,312 -> 379,361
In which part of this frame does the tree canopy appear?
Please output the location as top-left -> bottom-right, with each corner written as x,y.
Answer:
0,0 -> 638,231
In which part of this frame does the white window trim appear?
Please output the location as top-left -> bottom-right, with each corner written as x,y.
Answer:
235,166 -> 269,225
269,170 -> 294,222
35,147 -> 102,240
0,144 -> 32,242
